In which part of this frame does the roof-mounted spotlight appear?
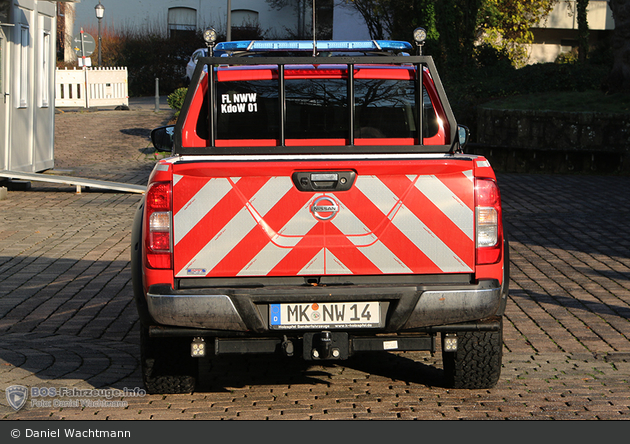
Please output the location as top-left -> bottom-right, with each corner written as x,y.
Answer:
413,27 -> 427,55
203,27 -> 218,54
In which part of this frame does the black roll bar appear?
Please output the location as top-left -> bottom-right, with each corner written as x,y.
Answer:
178,54 -> 459,155
348,63 -> 355,146
208,62 -> 216,147
416,62 -> 423,147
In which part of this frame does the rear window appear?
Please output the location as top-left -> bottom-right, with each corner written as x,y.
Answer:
202,73 -> 440,143
355,79 -> 438,139
285,79 -> 349,139
216,80 -> 279,140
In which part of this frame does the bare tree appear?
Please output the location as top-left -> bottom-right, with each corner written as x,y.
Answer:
267,0 -> 312,38
341,0 -> 395,39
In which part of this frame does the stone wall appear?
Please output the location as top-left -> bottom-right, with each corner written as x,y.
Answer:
473,108 -> 630,174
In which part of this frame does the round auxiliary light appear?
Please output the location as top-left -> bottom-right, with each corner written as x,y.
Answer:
203,27 -> 218,45
413,27 -> 427,46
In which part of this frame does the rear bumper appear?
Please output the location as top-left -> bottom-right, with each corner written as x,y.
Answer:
146,280 -> 503,333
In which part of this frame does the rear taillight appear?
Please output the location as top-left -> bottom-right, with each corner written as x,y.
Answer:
475,178 -> 502,265
145,182 -> 172,269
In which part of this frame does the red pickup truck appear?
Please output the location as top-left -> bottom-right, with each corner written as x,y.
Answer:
131,30 -> 509,394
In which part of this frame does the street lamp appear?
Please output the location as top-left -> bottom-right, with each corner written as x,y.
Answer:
227,0 -> 232,41
95,1 -> 105,66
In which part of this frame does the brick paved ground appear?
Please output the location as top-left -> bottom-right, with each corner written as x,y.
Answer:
1,105 -> 629,420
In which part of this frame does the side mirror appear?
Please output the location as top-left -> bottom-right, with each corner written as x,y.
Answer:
457,125 -> 470,151
151,125 -> 175,152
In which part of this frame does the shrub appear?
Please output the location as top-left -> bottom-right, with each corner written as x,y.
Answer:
555,49 -> 578,65
167,87 -> 188,118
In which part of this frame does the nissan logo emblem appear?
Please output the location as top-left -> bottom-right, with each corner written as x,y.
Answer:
310,196 -> 339,221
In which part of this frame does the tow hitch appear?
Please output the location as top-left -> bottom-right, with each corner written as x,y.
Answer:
303,331 -> 349,360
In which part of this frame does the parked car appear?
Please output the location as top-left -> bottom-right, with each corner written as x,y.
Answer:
184,48 -> 207,84
132,30 -> 509,394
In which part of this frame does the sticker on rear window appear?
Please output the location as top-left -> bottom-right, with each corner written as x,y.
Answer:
221,93 -> 258,114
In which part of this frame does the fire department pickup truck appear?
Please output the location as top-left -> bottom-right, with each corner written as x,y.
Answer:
131,29 -> 509,394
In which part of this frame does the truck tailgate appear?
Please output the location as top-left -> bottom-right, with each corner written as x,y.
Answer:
171,159 -> 475,278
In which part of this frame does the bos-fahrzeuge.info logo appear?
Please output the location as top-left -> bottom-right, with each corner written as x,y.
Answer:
5,385 -> 146,411
6,385 -> 28,411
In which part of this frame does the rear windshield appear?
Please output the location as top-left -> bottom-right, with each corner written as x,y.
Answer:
206,76 -> 439,142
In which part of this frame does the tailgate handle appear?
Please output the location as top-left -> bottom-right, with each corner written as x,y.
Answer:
292,171 -> 356,192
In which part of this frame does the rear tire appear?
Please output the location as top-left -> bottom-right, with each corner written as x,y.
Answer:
442,319 -> 503,389
140,327 -> 198,394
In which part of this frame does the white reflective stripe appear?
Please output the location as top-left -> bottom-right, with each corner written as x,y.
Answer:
180,206 -> 256,276
354,176 -> 401,221
332,199 -> 410,273
298,248 -> 325,275
248,177 -> 293,216
358,174 -> 472,271
175,171 -> 474,276
173,174 -> 183,186
463,170 -> 473,182
179,177 -> 292,277
297,249 -> 352,275
276,198 -> 319,236
238,241 -> 293,275
174,176 -> 291,266
412,175 -> 474,240
357,240 -> 411,273
392,204 -> 471,272
239,198 -> 317,275
322,249 -> 352,275
173,178 -> 233,245
331,198 -> 377,243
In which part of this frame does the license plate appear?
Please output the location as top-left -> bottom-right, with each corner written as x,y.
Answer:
269,302 -> 382,329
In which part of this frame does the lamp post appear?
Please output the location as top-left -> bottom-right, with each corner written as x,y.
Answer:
227,0 -> 232,41
95,1 -> 105,66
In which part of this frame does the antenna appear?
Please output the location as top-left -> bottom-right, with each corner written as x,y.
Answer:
312,0 -> 316,56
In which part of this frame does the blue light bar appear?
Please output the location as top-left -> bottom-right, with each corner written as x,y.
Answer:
215,40 -> 413,53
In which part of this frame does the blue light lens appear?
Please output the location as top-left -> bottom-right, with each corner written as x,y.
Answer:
214,40 -> 413,53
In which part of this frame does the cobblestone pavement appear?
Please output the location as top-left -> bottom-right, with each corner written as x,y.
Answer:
1,104 -> 629,420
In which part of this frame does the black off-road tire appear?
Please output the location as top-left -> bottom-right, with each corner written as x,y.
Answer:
441,319 -> 503,389
141,327 -> 198,394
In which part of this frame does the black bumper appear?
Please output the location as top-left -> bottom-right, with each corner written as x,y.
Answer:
146,280 -> 503,334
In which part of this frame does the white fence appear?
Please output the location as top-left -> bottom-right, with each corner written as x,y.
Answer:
55,67 -> 129,108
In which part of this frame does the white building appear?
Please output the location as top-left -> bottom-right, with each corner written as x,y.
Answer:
531,0 -> 615,63
70,0 -> 370,42
70,1 -> 616,65
1,0 -> 68,173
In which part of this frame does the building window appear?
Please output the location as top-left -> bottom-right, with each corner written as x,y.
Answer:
231,9 -> 259,27
316,0 -> 334,40
40,30 -> 50,108
18,25 -> 29,108
0,34 -> 4,95
230,9 -> 262,40
168,7 -> 196,39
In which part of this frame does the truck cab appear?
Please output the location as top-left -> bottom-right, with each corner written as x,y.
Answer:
131,31 -> 509,394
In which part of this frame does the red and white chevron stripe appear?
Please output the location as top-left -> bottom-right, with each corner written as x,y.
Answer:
172,168 -> 475,278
